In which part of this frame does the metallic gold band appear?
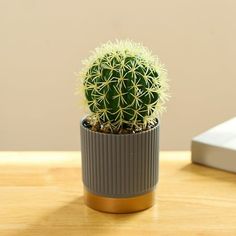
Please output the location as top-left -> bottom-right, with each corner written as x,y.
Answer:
84,188 -> 155,213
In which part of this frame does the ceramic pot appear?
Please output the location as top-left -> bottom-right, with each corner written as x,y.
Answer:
80,118 -> 159,213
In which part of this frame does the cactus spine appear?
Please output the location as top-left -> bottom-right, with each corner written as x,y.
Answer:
79,40 -> 168,133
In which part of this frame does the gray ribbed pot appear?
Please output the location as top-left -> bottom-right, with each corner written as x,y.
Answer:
80,119 -> 160,200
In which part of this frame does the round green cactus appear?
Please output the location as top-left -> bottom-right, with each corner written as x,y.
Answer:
79,40 -> 168,132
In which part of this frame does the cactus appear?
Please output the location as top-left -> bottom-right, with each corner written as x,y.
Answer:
79,40 -> 168,133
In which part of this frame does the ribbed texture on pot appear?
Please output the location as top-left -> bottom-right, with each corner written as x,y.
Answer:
80,121 -> 159,198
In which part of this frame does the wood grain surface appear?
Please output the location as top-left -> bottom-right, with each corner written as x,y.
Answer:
0,151 -> 236,236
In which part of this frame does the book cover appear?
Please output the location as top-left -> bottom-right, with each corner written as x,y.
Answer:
191,117 -> 236,173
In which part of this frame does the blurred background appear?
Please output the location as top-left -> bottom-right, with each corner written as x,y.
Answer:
0,0 -> 235,151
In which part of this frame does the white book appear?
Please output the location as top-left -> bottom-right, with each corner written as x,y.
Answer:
191,117 -> 236,173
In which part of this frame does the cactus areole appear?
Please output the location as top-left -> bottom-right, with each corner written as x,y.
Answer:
79,40 -> 168,133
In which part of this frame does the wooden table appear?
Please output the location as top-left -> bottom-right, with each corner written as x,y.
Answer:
0,151 -> 236,236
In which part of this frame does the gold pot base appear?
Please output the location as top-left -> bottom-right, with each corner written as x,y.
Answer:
84,188 -> 155,213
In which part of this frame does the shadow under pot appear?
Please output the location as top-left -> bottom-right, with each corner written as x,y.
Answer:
80,118 -> 160,213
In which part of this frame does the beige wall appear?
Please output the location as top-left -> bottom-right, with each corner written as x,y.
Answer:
1,0 -> 235,151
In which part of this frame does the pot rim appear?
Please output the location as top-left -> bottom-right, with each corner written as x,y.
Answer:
80,115 -> 160,137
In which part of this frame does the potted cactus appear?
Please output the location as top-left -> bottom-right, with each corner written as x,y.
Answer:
78,40 -> 168,213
